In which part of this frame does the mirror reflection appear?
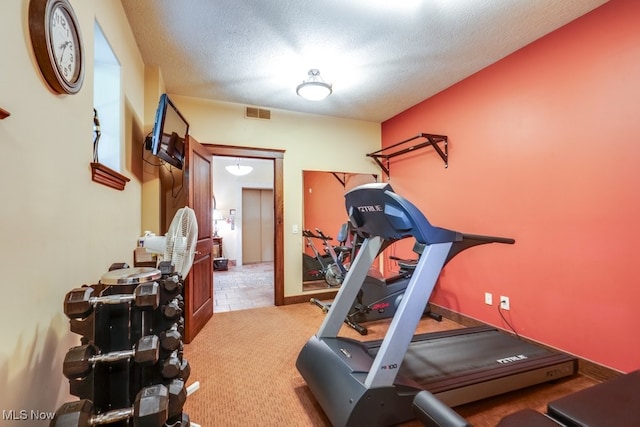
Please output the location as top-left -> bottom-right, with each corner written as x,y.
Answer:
302,171 -> 377,291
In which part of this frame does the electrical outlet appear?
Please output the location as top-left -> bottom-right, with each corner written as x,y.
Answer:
484,292 -> 493,305
500,296 -> 510,310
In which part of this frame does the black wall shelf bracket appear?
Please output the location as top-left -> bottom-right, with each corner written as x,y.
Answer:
330,172 -> 379,187
331,172 -> 346,187
366,133 -> 448,178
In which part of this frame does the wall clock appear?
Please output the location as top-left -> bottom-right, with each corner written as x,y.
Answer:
29,0 -> 85,94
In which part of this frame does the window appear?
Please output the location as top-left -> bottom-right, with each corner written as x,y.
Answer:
92,21 -> 128,189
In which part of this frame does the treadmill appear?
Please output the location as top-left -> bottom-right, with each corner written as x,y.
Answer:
296,183 -> 577,427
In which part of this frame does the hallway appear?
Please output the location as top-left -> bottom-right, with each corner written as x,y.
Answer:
213,262 -> 274,312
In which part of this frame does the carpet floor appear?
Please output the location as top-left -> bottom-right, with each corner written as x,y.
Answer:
182,302 -> 598,426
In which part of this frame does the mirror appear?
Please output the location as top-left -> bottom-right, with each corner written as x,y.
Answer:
302,171 -> 377,291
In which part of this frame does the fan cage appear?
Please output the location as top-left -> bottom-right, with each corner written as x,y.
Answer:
165,207 -> 198,278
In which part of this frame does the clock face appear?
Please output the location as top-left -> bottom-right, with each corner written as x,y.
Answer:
29,0 -> 84,94
49,4 -> 81,85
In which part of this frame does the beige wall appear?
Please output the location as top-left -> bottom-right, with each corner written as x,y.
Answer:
0,0 -> 380,417
169,96 -> 381,297
0,0 -> 145,418
140,67 -> 166,234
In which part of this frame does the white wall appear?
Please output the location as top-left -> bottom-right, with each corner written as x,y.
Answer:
0,0 -> 145,418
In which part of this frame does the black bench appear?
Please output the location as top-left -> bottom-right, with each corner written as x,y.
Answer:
546,370 -> 640,427
414,370 -> 640,427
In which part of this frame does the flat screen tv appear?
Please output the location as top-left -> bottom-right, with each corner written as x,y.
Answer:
149,94 -> 189,169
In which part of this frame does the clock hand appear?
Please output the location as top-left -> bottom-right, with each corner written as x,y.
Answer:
59,41 -> 71,55
58,41 -> 70,64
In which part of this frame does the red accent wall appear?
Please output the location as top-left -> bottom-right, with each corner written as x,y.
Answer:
381,0 -> 640,372
303,171 -> 348,256
303,171 -> 377,256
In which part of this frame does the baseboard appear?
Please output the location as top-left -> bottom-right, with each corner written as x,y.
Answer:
284,290 -> 337,306
428,303 -> 622,381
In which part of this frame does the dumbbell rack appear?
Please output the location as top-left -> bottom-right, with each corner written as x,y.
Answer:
53,263 -> 191,426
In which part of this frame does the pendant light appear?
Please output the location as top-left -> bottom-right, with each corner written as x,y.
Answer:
225,159 -> 253,176
296,69 -> 332,101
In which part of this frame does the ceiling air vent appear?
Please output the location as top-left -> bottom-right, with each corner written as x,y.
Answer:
245,107 -> 271,120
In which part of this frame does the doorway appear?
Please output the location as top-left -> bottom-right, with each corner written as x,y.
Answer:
207,145 -> 284,308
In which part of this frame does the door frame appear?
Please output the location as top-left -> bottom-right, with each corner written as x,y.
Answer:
205,144 -> 285,306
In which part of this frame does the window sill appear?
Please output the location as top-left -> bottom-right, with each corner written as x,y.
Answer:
90,162 -> 130,191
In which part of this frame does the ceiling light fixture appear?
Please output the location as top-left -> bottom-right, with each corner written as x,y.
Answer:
296,69 -> 332,101
225,159 -> 253,176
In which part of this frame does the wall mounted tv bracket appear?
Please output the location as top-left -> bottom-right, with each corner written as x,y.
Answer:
366,133 -> 448,178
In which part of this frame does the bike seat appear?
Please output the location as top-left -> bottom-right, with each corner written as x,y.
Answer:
397,260 -> 418,271
334,245 -> 351,254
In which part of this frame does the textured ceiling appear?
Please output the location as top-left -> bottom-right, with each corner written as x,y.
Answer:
120,0 -> 608,122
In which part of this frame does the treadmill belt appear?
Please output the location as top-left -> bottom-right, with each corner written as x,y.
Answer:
402,328 -> 551,383
368,325 -> 576,401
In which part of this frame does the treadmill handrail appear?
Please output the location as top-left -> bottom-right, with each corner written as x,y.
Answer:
445,233 -> 515,266
461,233 -> 515,245
365,241 -> 452,389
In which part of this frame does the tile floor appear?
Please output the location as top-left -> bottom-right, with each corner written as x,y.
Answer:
213,262 -> 274,312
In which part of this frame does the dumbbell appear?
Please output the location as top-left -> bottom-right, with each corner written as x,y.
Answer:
51,384 -> 168,426
166,378 -> 187,419
175,317 -> 185,335
161,352 -> 190,380
69,316 -> 94,343
159,275 -> 182,296
64,282 -> 159,319
162,297 -> 183,319
176,412 -> 191,427
160,324 -> 182,351
63,335 -> 160,379
158,260 -> 176,276
179,357 -> 191,382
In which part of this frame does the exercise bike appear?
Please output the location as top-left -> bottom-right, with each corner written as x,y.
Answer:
303,224 -> 353,287
311,240 -> 442,335
302,229 -> 333,282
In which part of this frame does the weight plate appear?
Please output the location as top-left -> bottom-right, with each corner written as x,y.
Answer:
101,267 -> 162,285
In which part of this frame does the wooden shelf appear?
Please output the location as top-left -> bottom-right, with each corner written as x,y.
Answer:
90,162 -> 131,190
212,236 -> 223,258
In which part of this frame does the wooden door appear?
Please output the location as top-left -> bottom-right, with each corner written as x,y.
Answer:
184,135 -> 214,343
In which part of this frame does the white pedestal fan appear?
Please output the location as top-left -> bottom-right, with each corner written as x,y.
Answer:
143,207 -> 198,279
